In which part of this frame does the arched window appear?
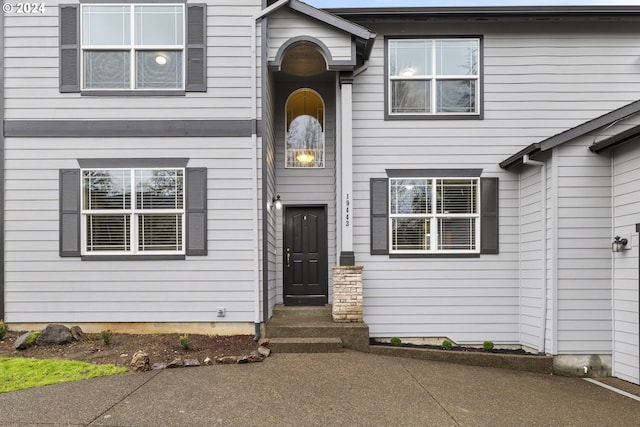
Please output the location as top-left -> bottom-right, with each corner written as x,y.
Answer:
285,89 -> 324,168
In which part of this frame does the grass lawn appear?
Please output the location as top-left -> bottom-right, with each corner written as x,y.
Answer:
0,357 -> 128,393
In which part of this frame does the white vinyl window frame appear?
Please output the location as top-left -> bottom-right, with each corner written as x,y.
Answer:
387,37 -> 481,117
389,177 -> 480,254
80,3 -> 186,91
80,167 -> 186,255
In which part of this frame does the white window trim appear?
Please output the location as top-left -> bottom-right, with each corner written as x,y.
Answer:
80,3 -> 186,91
284,88 -> 326,169
80,167 -> 186,256
388,177 -> 481,254
388,37 -> 480,117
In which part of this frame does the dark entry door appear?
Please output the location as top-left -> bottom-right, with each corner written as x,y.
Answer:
284,206 -> 328,306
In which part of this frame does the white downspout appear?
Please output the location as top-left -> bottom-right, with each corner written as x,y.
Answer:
250,0 -> 290,335
523,154 -> 547,355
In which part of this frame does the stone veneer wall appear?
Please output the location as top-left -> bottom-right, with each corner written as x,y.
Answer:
332,266 -> 363,322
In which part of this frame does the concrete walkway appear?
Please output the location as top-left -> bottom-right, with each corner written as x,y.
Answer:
1,351 -> 639,426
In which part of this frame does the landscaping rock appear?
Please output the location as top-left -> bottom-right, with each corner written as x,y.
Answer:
184,359 -> 200,367
216,356 -> 239,364
203,357 -> 213,365
258,346 -> 271,358
70,326 -> 86,341
258,338 -> 270,348
36,324 -> 73,346
152,363 -> 167,370
247,351 -> 264,362
14,332 -> 36,350
130,351 -> 150,372
167,358 -> 184,368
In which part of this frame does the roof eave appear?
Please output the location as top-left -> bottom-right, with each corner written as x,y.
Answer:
499,144 -> 541,170
326,5 -> 640,18
590,125 -> 640,154
289,0 -> 374,41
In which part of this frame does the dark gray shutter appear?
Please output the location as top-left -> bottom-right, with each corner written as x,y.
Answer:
59,4 -> 80,93
480,177 -> 499,254
60,169 -> 81,257
370,178 -> 389,255
186,4 -> 207,92
186,168 -> 207,255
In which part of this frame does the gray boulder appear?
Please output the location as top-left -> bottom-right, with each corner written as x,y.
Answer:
70,326 -> 86,341
35,324 -> 73,346
14,332 -> 37,350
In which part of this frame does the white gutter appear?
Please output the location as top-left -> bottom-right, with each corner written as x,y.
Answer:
523,154 -> 547,355
250,0 -> 290,332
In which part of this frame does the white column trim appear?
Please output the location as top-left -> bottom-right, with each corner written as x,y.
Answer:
340,79 -> 353,261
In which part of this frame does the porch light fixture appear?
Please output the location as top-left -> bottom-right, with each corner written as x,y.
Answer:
612,236 -> 628,253
272,195 -> 282,210
296,153 -> 315,164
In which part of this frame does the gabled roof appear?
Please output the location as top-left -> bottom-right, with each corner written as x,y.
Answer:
500,100 -> 640,170
266,0 -> 376,64
290,1 -> 373,41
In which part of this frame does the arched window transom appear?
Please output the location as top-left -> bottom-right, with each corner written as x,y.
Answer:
286,89 -> 324,168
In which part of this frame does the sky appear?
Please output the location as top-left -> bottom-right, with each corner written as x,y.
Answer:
305,0 -> 640,7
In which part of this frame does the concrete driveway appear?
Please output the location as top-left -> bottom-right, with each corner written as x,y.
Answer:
1,351 -> 639,426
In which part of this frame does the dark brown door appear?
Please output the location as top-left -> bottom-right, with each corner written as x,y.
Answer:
284,206 -> 328,306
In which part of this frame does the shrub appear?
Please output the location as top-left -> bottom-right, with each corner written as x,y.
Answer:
101,330 -> 113,345
390,336 -> 402,347
179,334 -> 190,350
25,331 -> 41,346
483,341 -> 495,351
0,320 -> 7,340
441,339 -> 453,350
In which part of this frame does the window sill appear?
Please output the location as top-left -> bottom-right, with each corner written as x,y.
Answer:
389,253 -> 480,258
384,113 -> 483,121
81,90 -> 186,97
81,255 -> 186,261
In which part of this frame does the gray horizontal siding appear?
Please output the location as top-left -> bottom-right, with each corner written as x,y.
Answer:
351,19 -> 640,344
554,138 -> 612,354
3,136 -> 258,323
519,165 -> 544,351
4,0 -> 263,121
612,141 -> 640,385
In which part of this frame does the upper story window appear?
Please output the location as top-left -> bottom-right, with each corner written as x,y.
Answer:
81,4 -> 185,90
387,37 -> 481,119
285,89 -> 325,168
81,168 -> 185,254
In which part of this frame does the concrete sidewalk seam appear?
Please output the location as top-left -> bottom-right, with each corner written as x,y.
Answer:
86,371 -> 161,426
398,360 -> 462,427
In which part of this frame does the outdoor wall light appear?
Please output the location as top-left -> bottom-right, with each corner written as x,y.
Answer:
272,195 -> 282,210
612,236 -> 628,253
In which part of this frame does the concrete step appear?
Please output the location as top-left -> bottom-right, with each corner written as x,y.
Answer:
265,322 -> 345,338
271,304 -> 332,320
269,337 -> 343,353
264,321 -> 370,353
